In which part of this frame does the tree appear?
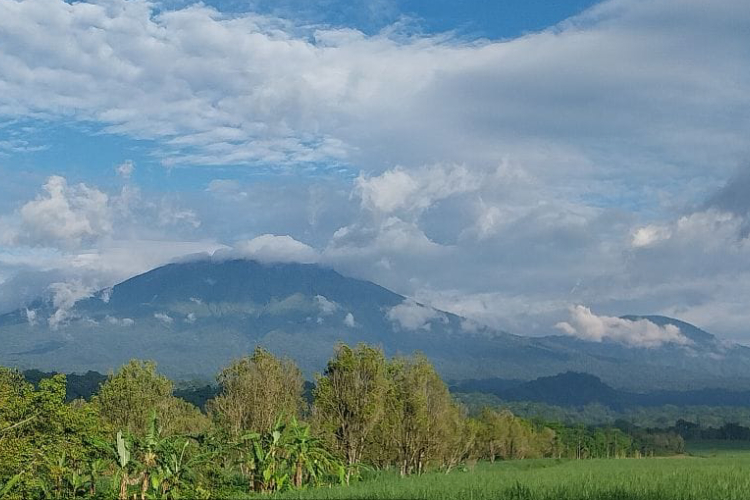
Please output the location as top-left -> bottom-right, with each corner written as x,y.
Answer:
379,355 -> 466,475
208,347 -> 304,437
0,369 -> 103,498
93,360 -> 207,437
313,344 -> 388,481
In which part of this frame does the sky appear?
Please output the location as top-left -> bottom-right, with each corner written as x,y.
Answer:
1,0 -> 750,342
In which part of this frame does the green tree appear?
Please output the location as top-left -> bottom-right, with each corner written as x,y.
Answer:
378,355 -> 467,475
0,369 -> 103,498
94,360 -> 207,437
313,344 -> 388,482
208,347 -> 304,437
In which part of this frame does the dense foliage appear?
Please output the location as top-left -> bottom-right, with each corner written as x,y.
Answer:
1,344 -> 684,499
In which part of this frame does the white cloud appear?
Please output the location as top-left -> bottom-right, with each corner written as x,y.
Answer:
343,312 -> 356,327
25,308 -> 37,326
386,298 -> 446,331
327,217 -> 445,259
355,164 -> 480,217
105,315 -> 135,327
47,280 -> 94,329
233,234 -> 319,264
555,305 -> 691,348
185,312 -> 196,324
632,210 -> 741,249
18,176 -> 112,247
158,202 -> 201,229
154,312 -> 174,325
115,160 -> 135,180
0,0 -> 746,179
632,224 -> 672,248
315,295 -> 338,315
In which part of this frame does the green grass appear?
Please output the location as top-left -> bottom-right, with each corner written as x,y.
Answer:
265,454 -> 750,500
686,439 -> 750,457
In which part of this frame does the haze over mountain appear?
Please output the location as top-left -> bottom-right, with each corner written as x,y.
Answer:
2,258 -> 750,391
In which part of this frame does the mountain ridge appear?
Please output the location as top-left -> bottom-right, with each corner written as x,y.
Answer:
453,371 -> 750,409
1,258 -> 749,391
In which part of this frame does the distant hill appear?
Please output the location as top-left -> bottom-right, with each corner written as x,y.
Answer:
22,369 -> 107,402
2,258 -> 750,391
453,372 -> 750,409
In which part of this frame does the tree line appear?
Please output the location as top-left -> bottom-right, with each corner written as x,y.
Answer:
1,344 -> 684,498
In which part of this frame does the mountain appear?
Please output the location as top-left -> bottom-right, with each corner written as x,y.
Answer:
2,258 -> 750,391
453,371 -> 750,409
0,258 -> 550,380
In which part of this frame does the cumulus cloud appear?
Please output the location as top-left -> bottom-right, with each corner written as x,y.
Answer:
386,299 -> 447,331
355,164 -> 479,217
18,176 -> 112,248
233,234 -> 319,264
555,305 -> 691,348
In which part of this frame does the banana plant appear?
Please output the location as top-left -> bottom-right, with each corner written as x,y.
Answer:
126,411 -> 214,499
240,424 -> 290,493
114,429 -> 143,500
153,437 -> 212,499
37,451 -> 67,499
65,468 -> 89,498
87,458 -> 107,496
283,418 -> 344,488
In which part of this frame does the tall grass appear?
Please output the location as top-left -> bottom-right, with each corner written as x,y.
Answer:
267,454 -> 750,500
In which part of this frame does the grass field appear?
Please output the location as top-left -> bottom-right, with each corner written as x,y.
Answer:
269,444 -> 750,500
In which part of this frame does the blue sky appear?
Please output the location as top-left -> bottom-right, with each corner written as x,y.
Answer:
224,0 -> 603,38
1,0 -> 750,344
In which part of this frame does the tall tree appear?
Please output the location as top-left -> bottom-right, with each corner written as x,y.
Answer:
380,355 -> 464,475
313,344 -> 388,481
208,347 -> 303,437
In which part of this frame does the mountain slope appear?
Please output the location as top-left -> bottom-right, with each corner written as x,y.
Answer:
1,258 -> 750,390
0,259 -> 550,379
